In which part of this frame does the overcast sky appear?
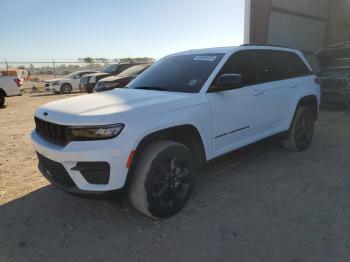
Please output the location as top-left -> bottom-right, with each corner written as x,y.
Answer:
0,0 -> 245,60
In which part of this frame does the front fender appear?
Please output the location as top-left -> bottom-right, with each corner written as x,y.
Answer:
128,104 -> 212,160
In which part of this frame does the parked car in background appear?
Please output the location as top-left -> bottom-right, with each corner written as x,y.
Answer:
0,74 -> 22,107
316,42 -> 350,105
31,45 -> 320,218
79,63 -> 140,93
94,64 -> 152,92
45,70 -> 98,94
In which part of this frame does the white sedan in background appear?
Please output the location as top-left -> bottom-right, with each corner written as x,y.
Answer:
45,70 -> 98,94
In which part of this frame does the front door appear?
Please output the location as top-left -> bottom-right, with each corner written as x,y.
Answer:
207,50 -> 264,157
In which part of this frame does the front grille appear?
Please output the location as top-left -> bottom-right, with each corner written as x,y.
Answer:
37,153 -> 76,188
73,162 -> 110,184
35,117 -> 69,146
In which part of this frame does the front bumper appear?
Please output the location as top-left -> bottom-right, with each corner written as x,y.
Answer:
45,85 -> 60,92
31,130 -> 131,194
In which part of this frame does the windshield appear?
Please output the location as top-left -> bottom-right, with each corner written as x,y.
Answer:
64,72 -> 78,79
102,64 -> 118,74
127,53 -> 224,93
117,64 -> 149,77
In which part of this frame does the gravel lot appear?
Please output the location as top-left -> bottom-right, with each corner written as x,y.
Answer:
1,93 -> 350,262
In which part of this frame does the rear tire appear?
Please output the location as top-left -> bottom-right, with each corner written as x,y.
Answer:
129,140 -> 196,219
60,84 -> 72,94
281,106 -> 316,151
0,93 -> 5,107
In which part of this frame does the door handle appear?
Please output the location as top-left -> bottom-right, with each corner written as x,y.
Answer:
252,90 -> 264,96
289,83 -> 298,88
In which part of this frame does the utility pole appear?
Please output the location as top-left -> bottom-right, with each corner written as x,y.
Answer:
52,59 -> 57,78
5,58 -> 9,73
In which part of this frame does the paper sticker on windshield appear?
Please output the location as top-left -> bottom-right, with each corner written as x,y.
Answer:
188,79 -> 198,87
194,56 -> 217,62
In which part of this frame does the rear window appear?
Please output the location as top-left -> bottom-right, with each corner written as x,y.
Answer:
257,50 -> 311,83
118,64 -> 149,77
102,64 -> 119,74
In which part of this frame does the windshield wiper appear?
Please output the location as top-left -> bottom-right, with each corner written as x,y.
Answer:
133,86 -> 166,91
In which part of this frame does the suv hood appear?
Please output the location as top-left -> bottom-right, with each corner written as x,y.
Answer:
35,89 -> 196,126
46,78 -> 64,83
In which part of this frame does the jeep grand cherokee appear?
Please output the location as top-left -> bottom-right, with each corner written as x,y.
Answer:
32,45 -> 320,218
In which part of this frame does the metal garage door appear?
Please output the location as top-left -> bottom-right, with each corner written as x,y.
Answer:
267,11 -> 327,52
267,0 -> 330,53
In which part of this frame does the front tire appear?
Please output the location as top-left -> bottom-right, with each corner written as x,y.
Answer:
281,106 -> 316,151
60,84 -> 72,94
129,140 -> 196,219
0,93 -> 5,107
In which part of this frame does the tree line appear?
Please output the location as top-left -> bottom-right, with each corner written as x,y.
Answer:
78,57 -> 155,64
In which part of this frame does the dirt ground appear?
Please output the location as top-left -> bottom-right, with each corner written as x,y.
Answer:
1,93 -> 350,262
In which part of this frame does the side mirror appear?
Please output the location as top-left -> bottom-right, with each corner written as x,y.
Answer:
215,74 -> 242,90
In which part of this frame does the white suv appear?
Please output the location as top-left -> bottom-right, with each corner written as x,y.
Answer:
44,70 -> 98,94
31,45 -> 320,218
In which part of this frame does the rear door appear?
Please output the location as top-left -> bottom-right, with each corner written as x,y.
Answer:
255,50 -> 313,132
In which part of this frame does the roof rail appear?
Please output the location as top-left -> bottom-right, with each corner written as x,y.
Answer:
240,43 -> 294,49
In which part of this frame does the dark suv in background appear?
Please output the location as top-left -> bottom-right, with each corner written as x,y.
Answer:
94,63 -> 152,92
79,63 -> 139,93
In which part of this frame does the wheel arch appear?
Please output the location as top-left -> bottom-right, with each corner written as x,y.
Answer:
0,88 -> 7,97
287,94 -> 319,133
61,82 -> 72,88
296,95 -> 319,118
125,124 -> 207,188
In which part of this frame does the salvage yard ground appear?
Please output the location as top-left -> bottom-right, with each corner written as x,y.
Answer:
1,93 -> 350,262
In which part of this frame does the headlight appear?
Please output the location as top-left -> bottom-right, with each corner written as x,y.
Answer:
51,81 -> 60,86
69,124 -> 124,140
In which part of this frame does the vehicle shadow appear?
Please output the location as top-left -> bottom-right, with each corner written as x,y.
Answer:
29,91 -> 83,98
0,139 -> 280,262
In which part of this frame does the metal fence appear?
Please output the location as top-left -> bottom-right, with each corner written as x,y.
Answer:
0,59 -> 117,80
0,57 -> 155,80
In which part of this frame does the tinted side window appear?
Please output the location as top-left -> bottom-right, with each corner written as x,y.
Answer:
257,50 -> 311,83
285,53 -> 312,77
218,51 -> 258,86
